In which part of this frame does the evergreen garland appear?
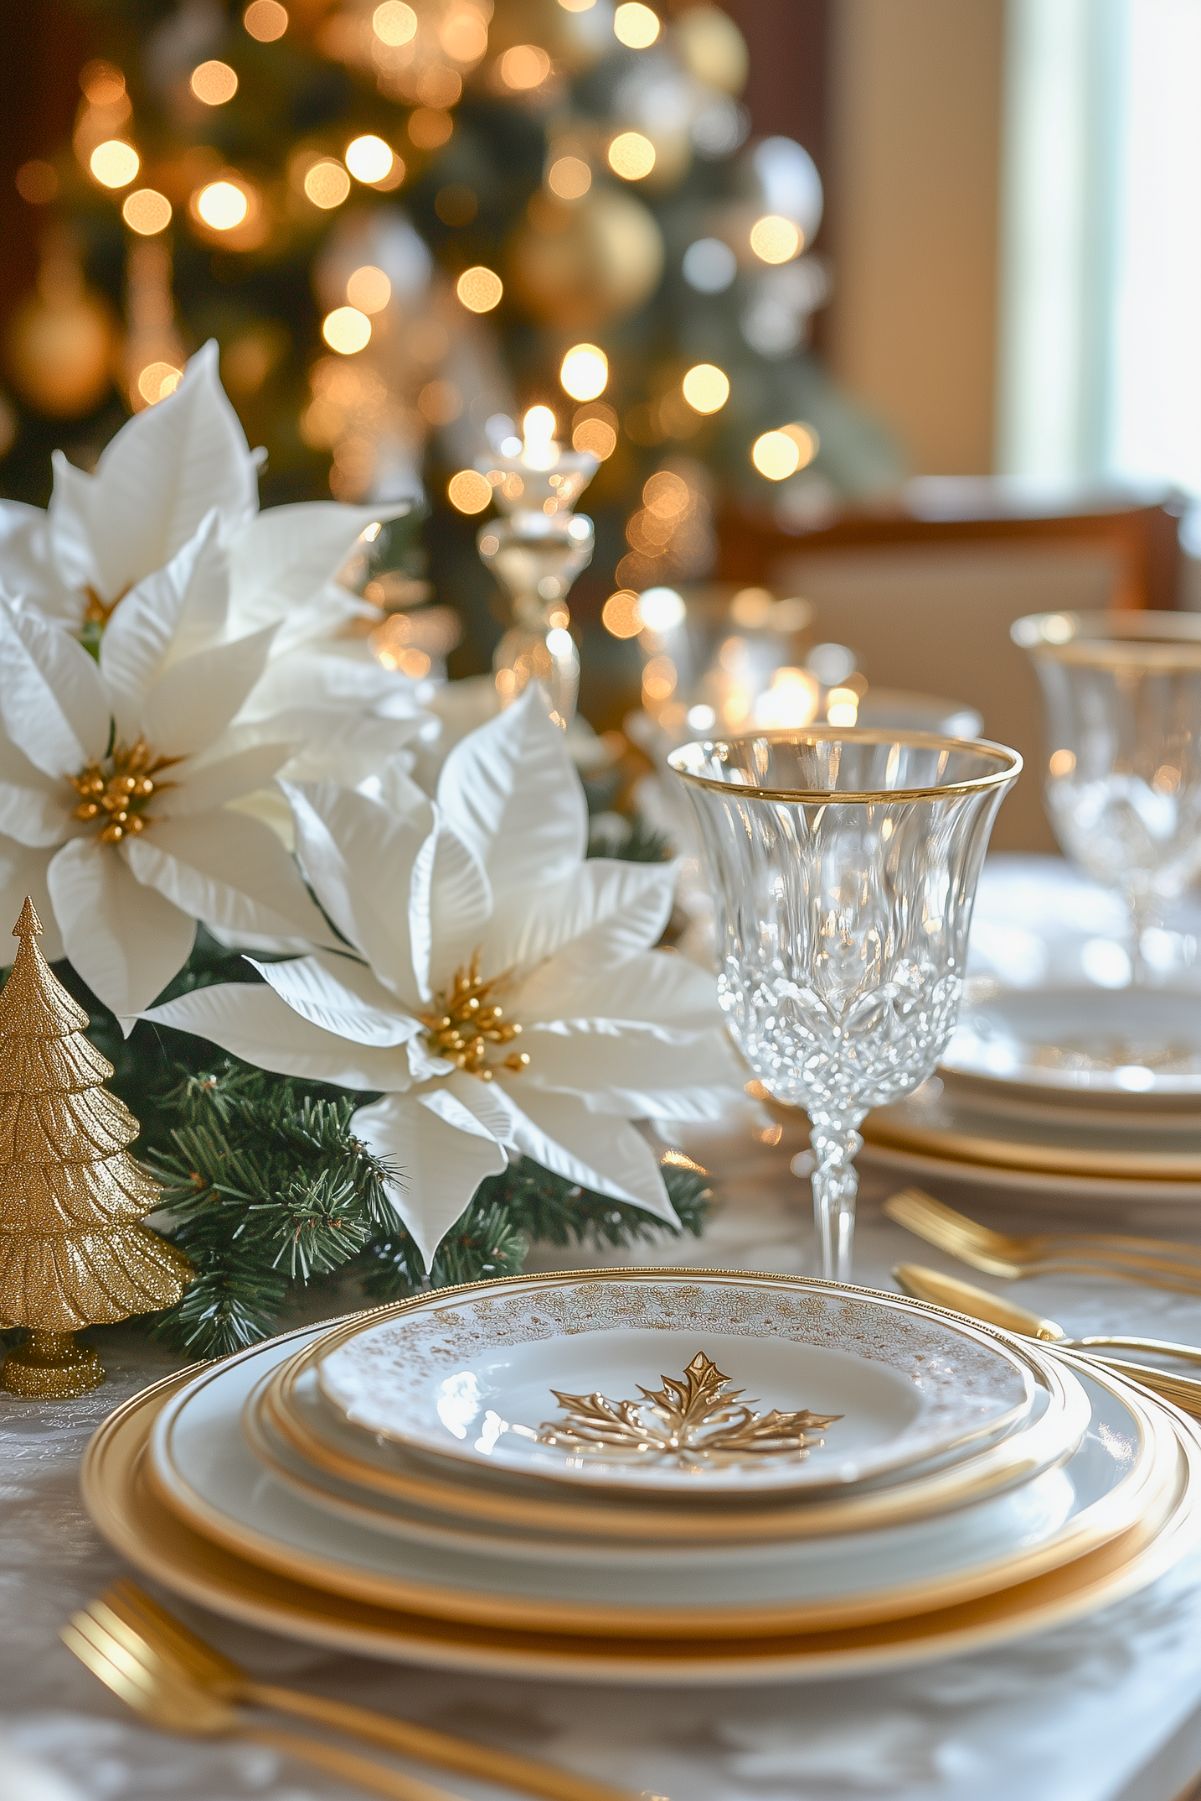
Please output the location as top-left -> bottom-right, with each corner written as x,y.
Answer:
144,1060 -> 712,1360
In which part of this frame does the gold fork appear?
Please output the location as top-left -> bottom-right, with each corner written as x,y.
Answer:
62,1608 -> 465,1801
883,1187 -> 1201,1291
69,1583 -> 636,1801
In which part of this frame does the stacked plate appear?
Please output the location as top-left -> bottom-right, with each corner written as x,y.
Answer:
864,981 -> 1201,1205
82,1268 -> 1201,1685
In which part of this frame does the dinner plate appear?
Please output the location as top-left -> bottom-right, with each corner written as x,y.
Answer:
148,1319 -> 1146,1640
82,1356 -> 1201,1685
313,1271 -> 1036,1496
245,1359 -> 1084,1569
864,1084 -> 1201,1183
861,1139 -> 1201,1208
943,984 -> 1201,1106
263,1317 -> 1085,1548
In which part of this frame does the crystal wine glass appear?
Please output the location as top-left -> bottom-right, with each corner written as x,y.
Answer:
1012,611 -> 1201,982
670,729 -> 1021,1279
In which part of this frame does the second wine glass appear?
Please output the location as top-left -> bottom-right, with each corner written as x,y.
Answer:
670,729 -> 1021,1279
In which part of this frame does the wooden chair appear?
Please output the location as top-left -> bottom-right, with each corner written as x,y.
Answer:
716,478 -> 1188,851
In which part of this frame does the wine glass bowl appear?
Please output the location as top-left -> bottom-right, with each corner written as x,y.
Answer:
670,729 -> 1021,1279
1012,610 -> 1201,976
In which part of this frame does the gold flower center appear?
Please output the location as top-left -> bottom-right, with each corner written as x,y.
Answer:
70,737 -> 176,845
420,952 -> 530,1081
82,582 -> 129,631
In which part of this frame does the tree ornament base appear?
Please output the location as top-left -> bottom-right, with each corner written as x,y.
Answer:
1,1329 -> 105,1400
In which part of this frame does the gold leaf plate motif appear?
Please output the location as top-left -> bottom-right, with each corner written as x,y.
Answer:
537,1351 -> 841,1468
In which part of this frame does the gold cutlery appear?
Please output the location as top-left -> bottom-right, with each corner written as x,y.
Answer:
62,1607 -> 464,1801
894,1262 -> 1201,1417
884,1187 -> 1201,1292
66,1583 -> 636,1801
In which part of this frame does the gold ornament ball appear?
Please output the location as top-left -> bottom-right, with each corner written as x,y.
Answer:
673,5 -> 749,95
5,286 -> 116,418
510,189 -> 664,331
487,0 -> 609,71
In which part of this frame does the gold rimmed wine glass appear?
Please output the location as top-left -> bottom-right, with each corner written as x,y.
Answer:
670,728 -> 1021,1279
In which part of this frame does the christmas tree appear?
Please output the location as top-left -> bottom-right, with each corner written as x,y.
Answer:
0,898 -> 191,1397
1,0 -> 897,700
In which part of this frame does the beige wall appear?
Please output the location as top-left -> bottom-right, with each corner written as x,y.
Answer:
826,0 -> 1007,475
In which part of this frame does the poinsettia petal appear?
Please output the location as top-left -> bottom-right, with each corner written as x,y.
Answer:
0,737 -> 72,847
247,952 -> 421,1047
500,1084 -> 678,1225
99,513 -> 228,733
436,684 -> 587,898
78,342 -> 258,595
124,808 -> 330,945
521,949 -> 721,1030
521,1020 -> 746,1118
145,981 -> 413,1089
44,454 -> 103,600
286,781 -> 432,997
0,503 -> 74,620
140,624 -> 277,759
48,837 -> 195,1023
352,1089 -> 507,1268
227,501 -> 413,644
0,841 -> 61,961
421,818 -> 492,993
156,741 -> 292,817
488,859 -> 676,996
0,601 -> 110,778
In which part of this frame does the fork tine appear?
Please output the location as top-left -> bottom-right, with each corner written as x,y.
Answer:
104,1581 -> 237,1684
61,1621 -> 172,1727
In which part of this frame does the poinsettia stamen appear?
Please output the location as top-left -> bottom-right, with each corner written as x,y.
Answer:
81,582 -> 130,631
420,959 -> 529,1081
69,737 -> 178,845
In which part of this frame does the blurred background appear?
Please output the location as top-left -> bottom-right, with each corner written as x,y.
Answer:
0,0 -> 1197,851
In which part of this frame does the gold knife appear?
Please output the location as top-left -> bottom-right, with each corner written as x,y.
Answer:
893,1262 -> 1201,1418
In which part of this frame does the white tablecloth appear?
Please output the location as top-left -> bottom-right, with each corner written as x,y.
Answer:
4,860 -> 1201,1801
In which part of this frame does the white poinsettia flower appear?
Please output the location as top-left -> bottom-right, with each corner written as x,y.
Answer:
146,688 -> 746,1265
0,342 -> 409,650
0,521 -> 333,1023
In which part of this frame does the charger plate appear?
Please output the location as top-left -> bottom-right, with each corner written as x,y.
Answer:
147,1319 -> 1160,1639
312,1271 -> 1036,1496
261,1286 -> 1085,1545
81,1357 -> 1201,1686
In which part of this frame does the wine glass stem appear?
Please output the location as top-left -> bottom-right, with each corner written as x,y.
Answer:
1128,893 -> 1158,986
808,1114 -> 864,1282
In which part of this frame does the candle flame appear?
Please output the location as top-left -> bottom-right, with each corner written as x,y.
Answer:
521,406 -> 558,471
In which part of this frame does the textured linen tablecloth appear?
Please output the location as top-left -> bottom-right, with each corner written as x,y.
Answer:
5,859 -> 1201,1801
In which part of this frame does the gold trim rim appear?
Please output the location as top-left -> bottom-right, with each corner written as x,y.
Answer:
80,1359 -> 1201,1685
667,726 -> 1023,805
1012,609 -> 1201,669
310,1271 -> 1038,1500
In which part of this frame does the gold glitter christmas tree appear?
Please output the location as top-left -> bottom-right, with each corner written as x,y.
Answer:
0,898 -> 191,1399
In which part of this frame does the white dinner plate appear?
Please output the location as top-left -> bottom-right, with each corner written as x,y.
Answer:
943,983 -> 1201,1106
861,1139 -> 1201,1208
247,1348 -> 1088,1567
147,1319 -> 1160,1639
313,1272 -> 1036,1496
865,1080 -> 1201,1185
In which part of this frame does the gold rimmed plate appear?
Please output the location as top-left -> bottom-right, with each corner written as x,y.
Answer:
139,1310 -> 1167,1641
311,1271 -> 1038,1499
83,1355 -> 1201,1686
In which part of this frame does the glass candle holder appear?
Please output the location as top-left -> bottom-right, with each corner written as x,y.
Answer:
1012,610 -> 1201,981
670,729 -> 1021,1279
